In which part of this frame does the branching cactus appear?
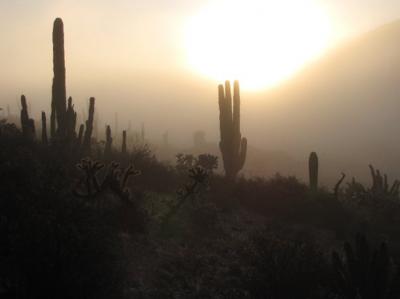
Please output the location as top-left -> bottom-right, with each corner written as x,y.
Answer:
369,165 -> 400,196
41,111 -> 48,145
218,80 -> 247,179
20,95 -> 35,139
51,18 -> 67,136
309,152 -> 318,191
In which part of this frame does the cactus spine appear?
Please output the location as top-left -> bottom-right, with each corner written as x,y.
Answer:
51,18 -> 67,137
309,152 -> 318,191
20,95 -> 35,139
41,111 -> 48,145
218,80 -> 247,179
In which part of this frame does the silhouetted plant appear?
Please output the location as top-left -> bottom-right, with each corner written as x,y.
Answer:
83,97 -> 95,154
218,80 -> 247,179
334,172 -> 346,199
41,111 -> 48,145
104,125 -> 113,159
74,158 -> 140,204
51,18 -> 67,137
309,152 -> 318,191
332,234 -> 400,299
369,165 -> 400,197
20,95 -> 35,140
197,154 -> 218,174
162,166 -> 209,226
122,130 -> 127,154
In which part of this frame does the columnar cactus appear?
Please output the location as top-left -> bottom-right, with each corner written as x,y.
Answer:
41,111 -> 48,144
20,95 -> 35,139
83,97 -> 95,153
122,130 -> 127,154
104,125 -> 113,159
51,18 -> 67,136
77,124 -> 84,146
65,97 -> 77,142
218,80 -> 247,179
309,152 -> 318,191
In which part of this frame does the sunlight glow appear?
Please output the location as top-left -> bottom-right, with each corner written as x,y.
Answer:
184,0 -> 333,91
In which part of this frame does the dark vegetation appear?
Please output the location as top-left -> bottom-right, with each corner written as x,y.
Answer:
1,18 -> 400,299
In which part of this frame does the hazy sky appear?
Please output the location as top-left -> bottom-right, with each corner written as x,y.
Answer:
1,0 -> 400,145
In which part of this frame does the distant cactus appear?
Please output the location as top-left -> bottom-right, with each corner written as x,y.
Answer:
51,18 -> 67,136
309,152 -> 318,191
41,111 -> 48,145
65,97 -> 77,142
122,130 -> 127,154
369,165 -> 400,196
218,80 -> 247,179
77,124 -> 84,146
83,97 -> 95,153
20,95 -> 35,139
104,125 -> 113,158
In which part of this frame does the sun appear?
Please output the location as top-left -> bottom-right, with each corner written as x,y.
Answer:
184,0 -> 333,91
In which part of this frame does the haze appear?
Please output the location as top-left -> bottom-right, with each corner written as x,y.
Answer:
1,0 -> 400,185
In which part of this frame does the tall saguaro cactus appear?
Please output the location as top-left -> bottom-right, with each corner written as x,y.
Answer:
51,18 -> 67,136
218,80 -> 247,179
309,152 -> 319,191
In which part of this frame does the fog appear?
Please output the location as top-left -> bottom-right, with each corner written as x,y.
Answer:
2,2 -> 400,187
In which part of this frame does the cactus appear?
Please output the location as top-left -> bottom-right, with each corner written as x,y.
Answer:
332,234 -> 399,298
369,165 -> 400,196
41,111 -> 48,145
51,18 -> 67,136
122,130 -> 127,154
104,125 -> 113,158
218,80 -> 247,179
77,124 -> 84,146
309,152 -> 318,191
83,97 -> 95,153
20,95 -> 35,139
65,97 -> 77,142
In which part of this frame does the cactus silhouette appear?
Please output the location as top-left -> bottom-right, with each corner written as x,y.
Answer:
77,124 -> 84,146
369,165 -> 400,196
104,125 -> 113,159
41,111 -> 48,145
309,152 -> 318,191
20,95 -> 35,139
83,97 -> 95,153
332,234 -> 399,299
122,130 -> 127,154
218,80 -> 247,179
51,18 -> 67,137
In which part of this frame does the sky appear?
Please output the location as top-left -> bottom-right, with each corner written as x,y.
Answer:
0,0 -> 400,144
